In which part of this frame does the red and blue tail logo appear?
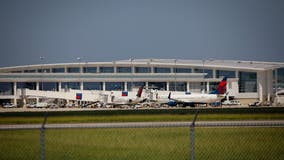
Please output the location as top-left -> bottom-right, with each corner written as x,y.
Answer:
122,91 -> 128,96
76,93 -> 82,100
210,77 -> 227,94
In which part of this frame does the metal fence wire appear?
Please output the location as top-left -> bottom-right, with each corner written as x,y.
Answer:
0,114 -> 284,160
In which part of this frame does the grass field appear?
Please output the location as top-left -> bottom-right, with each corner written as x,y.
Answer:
1,109 -> 284,159
0,127 -> 283,160
1,113 -> 284,124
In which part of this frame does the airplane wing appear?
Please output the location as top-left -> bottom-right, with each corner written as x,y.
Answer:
169,98 -> 188,103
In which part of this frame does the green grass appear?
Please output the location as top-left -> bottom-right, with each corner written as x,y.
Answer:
0,130 -> 40,160
1,109 -> 283,159
0,113 -> 284,124
195,127 -> 284,160
0,128 -> 283,160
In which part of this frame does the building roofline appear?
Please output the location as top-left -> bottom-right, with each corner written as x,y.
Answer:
0,59 -> 284,72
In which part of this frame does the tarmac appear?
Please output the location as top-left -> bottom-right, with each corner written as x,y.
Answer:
0,105 -> 278,113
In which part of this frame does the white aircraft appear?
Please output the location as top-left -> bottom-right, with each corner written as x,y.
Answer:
105,86 -> 147,107
167,77 -> 228,107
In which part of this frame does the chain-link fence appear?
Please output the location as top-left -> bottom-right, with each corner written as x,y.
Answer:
0,114 -> 284,160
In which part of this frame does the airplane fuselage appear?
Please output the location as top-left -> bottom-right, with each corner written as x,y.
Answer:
170,93 -> 220,103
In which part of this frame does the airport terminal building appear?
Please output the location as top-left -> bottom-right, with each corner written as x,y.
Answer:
0,59 -> 284,106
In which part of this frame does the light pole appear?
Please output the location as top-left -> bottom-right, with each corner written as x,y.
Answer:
76,57 -> 82,107
76,57 -> 83,91
76,57 -> 82,72
147,59 -> 152,90
130,58 -> 134,91
39,56 -> 45,104
40,56 -> 45,90
174,59 -> 177,91
202,59 -> 205,93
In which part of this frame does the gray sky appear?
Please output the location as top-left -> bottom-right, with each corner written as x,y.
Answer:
0,0 -> 284,67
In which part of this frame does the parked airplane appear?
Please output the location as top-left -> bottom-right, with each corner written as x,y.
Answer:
167,77 -> 228,107
105,86 -> 147,107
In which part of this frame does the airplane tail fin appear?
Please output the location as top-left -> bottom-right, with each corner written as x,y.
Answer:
136,86 -> 143,97
168,92 -> 171,99
210,77 -> 227,94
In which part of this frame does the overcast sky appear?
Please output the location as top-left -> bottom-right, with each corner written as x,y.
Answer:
0,0 -> 284,67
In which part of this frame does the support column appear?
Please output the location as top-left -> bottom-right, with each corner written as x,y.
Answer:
80,82 -> 83,91
275,69 -> 278,94
145,82 -> 149,90
114,66 -> 117,73
187,82 -> 190,92
58,82 -> 62,92
36,82 -> 39,104
13,98 -> 17,106
13,82 -> 17,105
259,82 -> 263,102
235,70 -> 239,79
13,82 -> 17,96
124,82 -> 127,91
267,70 -> 273,104
151,66 -> 154,74
213,69 -> 216,79
36,82 -> 40,91
206,82 -> 210,93
23,97 -> 26,108
103,82 -> 106,91
257,71 -> 266,103
167,82 -> 170,91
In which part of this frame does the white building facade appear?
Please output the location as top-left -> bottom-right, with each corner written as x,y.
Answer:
0,59 -> 283,105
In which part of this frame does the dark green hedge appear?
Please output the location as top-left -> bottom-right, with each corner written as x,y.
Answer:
1,107 -> 284,117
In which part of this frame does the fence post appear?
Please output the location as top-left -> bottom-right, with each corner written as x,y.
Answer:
40,112 -> 48,160
190,111 -> 198,160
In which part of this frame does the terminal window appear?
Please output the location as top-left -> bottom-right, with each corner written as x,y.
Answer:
52,68 -> 65,73
83,82 -> 102,90
135,67 -> 151,73
169,82 -> 187,91
189,82 -> 206,93
83,67 -> 97,73
24,69 -> 36,73
239,71 -> 257,93
100,67 -> 114,73
38,68 -> 50,73
216,70 -> 236,78
148,82 -> 167,90
39,82 -> 59,91
174,68 -> 192,73
61,82 -> 80,90
117,67 -> 132,73
127,82 -> 145,91
0,82 -> 14,95
277,68 -> 284,90
194,68 -> 213,78
105,82 -> 125,91
67,67 -> 80,73
17,82 -> 36,90
154,67 -> 171,73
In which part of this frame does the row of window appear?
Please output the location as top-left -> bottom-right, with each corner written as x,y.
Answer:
18,67 -> 237,77
23,67 -> 190,73
0,81 -> 228,95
